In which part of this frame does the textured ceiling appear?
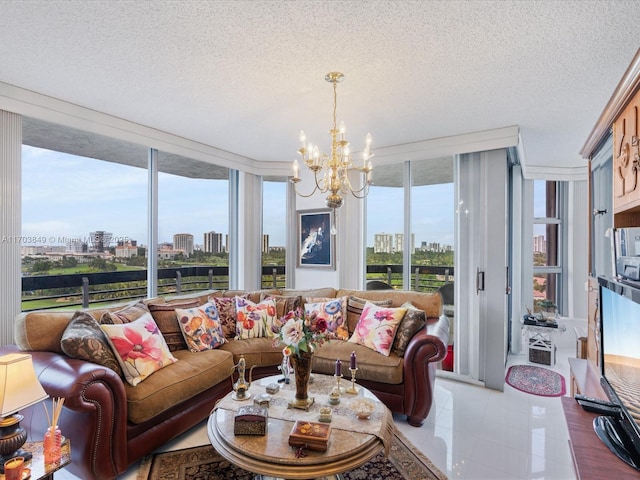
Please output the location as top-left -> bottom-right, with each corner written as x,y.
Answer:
2,0 -> 640,175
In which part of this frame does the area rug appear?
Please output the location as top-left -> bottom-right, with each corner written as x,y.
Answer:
136,429 -> 447,480
505,364 -> 566,397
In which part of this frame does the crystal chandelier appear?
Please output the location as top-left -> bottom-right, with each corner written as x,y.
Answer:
291,72 -> 373,214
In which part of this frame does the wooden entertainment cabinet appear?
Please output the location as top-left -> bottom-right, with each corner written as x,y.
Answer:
565,358 -> 639,479
572,49 -> 640,480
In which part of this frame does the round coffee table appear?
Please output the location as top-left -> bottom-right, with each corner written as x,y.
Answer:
208,374 -> 393,480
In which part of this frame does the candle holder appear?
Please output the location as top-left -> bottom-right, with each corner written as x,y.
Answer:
332,374 -> 344,395
345,367 -> 359,394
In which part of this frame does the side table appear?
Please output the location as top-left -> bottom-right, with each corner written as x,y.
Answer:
18,439 -> 71,480
521,322 -> 566,366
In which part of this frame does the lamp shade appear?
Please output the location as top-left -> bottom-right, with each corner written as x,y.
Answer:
0,354 -> 48,417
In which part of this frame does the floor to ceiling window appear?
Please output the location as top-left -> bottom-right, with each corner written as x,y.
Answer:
21,120 -> 148,310
365,163 -> 404,288
410,158 -> 454,293
262,178 -> 286,288
365,159 -> 454,292
533,180 -> 563,314
157,152 -> 229,293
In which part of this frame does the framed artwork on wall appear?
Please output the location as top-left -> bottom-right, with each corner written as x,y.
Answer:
297,209 -> 334,269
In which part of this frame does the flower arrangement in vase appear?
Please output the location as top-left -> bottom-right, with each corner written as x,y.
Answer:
273,308 -> 332,410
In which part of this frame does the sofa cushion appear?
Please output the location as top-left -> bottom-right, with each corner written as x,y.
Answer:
14,310 -> 76,353
313,340 -> 403,384
148,299 -> 200,351
235,297 -> 278,339
222,289 -> 280,303
336,289 -> 441,318
175,302 -> 226,352
60,311 -> 123,376
346,295 -> 393,335
100,300 -> 150,325
281,288 -> 337,299
218,337 -> 283,366
124,348 -> 235,424
101,313 -> 178,386
391,302 -> 426,357
348,302 -> 407,356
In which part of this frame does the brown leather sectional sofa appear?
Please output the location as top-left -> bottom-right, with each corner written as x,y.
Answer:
6,287 -> 449,480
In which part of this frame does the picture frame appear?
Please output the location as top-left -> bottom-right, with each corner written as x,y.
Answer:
297,209 -> 335,269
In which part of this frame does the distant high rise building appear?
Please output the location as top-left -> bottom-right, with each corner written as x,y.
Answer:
89,231 -> 113,252
375,233 -> 415,253
374,233 -> 393,253
173,233 -> 194,257
262,234 -> 270,253
66,240 -> 87,253
534,235 -> 546,254
203,231 -> 224,253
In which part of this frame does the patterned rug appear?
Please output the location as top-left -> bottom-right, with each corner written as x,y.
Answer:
136,429 -> 447,480
505,364 -> 566,397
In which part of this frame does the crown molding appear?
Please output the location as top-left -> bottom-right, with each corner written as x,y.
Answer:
0,81 -> 273,175
371,126 -> 520,164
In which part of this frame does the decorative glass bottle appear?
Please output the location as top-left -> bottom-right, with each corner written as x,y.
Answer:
44,425 -> 62,463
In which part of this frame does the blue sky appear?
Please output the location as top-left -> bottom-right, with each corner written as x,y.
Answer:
21,146 -> 454,248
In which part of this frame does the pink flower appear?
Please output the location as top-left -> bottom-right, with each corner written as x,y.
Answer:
374,309 -> 396,322
110,325 -> 163,363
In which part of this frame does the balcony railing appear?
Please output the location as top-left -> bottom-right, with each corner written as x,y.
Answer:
21,265 -> 453,312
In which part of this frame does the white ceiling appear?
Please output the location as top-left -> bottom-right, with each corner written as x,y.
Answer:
1,0 -> 640,178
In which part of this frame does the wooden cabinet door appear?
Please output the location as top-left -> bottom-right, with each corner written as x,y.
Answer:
613,95 -> 640,215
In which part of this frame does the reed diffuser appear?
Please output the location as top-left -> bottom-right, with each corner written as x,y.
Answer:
43,397 -> 64,463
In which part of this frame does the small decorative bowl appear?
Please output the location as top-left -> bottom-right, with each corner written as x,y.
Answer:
348,397 -> 375,419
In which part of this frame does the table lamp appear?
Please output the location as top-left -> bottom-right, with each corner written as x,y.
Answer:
0,353 -> 49,468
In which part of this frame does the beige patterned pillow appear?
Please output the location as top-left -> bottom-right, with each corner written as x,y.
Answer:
260,293 -> 302,319
211,296 -> 239,339
391,302 -> 426,357
100,300 -> 150,325
346,296 -> 393,335
148,299 -> 200,351
60,311 -> 123,376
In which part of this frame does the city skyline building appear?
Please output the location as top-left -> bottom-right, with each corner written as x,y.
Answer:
203,231 -> 224,254
89,231 -> 113,252
373,233 -> 416,254
173,233 -> 194,257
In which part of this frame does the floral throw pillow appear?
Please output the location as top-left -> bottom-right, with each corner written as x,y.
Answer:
346,296 -> 393,335
235,297 -> 278,339
305,297 -> 348,340
101,312 -> 178,386
174,302 -> 226,352
348,302 -> 407,356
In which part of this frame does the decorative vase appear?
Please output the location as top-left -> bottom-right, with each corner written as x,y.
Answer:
44,425 -> 62,463
288,350 -> 315,410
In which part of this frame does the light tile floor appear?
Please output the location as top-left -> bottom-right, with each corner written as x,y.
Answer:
55,346 -> 577,480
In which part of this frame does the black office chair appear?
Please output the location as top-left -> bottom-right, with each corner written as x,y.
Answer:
437,283 -> 454,305
366,280 -> 394,290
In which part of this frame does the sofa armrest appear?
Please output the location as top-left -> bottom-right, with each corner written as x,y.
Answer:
28,350 -> 129,480
401,315 -> 450,426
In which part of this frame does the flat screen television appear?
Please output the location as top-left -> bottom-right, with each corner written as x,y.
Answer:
597,275 -> 640,470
